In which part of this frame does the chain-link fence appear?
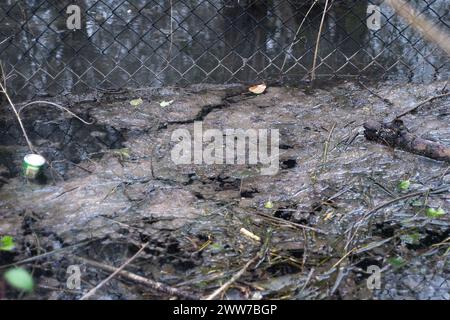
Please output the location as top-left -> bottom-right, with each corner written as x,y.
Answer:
0,0 -> 449,99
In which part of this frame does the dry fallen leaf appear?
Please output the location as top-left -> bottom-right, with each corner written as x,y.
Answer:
160,100 -> 174,107
323,210 -> 335,221
249,83 -> 267,94
264,200 -> 274,209
240,227 -> 261,242
130,98 -> 143,106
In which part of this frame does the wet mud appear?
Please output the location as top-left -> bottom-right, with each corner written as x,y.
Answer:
0,80 -> 449,299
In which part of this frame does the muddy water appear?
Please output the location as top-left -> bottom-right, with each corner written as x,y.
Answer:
0,80 -> 449,299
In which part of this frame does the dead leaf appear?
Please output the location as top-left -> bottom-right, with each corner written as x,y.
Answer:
240,227 -> 261,242
160,100 -> 174,107
249,83 -> 267,94
130,98 -> 143,106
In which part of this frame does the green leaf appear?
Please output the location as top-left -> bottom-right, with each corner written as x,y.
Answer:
4,268 -> 34,292
400,233 -> 422,245
426,207 -> 446,218
410,200 -> 422,207
0,236 -> 15,251
159,100 -> 174,107
398,180 -> 410,191
264,200 -> 274,209
113,148 -> 130,159
354,237 -> 393,254
209,243 -> 222,251
388,256 -> 406,269
130,98 -> 143,107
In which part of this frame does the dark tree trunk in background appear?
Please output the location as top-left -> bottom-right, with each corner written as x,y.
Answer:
333,0 -> 369,73
222,0 -> 270,81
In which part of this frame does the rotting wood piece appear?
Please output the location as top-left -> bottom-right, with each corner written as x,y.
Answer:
363,120 -> 450,162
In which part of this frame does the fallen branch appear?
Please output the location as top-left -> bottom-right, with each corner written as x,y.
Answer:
74,256 -> 200,300
363,120 -> 450,162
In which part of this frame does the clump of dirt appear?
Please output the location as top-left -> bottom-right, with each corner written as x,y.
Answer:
0,81 -> 448,300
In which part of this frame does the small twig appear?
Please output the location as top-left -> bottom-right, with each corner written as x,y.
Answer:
311,0 -> 330,81
19,101 -> 94,125
80,242 -> 149,300
0,240 -> 93,270
0,63 -> 34,153
360,186 -> 447,225
158,0 -> 174,73
256,212 -> 326,234
50,159 -> 94,175
0,37 -> 10,46
204,232 -> 272,300
344,186 -> 449,248
280,0 -> 318,74
205,255 -> 259,300
442,80 -> 448,93
322,122 -> 336,163
330,248 -> 355,270
357,80 -> 394,106
301,228 -> 308,272
330,266 -> 346,295
395,93 -> 450,119
75,255 -> 200,300
299,268 -> 315,295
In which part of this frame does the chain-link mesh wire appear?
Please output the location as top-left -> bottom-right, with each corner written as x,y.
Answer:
0,1 -> 449,300
0,0 -> 448,100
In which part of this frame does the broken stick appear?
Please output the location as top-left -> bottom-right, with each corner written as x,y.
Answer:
363,120 -> 450,162
74,256 -> 200,300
